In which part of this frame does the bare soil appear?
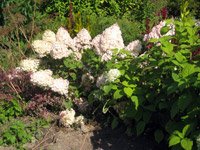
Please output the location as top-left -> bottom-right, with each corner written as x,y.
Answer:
0,121 -> 166,150
29,125 -> 163,150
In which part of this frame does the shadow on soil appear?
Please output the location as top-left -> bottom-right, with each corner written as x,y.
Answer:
90,126 -> 167,150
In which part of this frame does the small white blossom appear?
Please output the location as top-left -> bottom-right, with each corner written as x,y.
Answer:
42,30 -> 56,42
59,109 -> 75,127
50,78 -> 69,95
74,115 -> 85,125
30,69 -> 53,88
32,40 -> 53,57
51,41 -> 73,59
106,69 -> 121,82
20,58 -> 40,72
96,69 -> 121,87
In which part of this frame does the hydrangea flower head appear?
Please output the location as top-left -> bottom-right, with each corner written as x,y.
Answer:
32,40 -> 53,57
56,27 -> 76,51
42,30 -> 56,42
20,58 -> 40,72
125,40 -> 142,57
106,69 -> 121,82
50,78 -> 69,96
51,41 -> 72,59
59,109 -> 76,127
74,28 -> 92,51
30,69 -> 53,88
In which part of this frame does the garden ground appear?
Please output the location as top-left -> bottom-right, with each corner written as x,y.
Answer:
0,120 -> 165,150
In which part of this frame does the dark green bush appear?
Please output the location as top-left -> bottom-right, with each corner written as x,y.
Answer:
87,1 -> 200,149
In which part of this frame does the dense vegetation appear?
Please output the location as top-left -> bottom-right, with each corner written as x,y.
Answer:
0,0 -> 199,149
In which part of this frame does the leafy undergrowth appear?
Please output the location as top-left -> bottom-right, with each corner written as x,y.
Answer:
0,99 -> 50,149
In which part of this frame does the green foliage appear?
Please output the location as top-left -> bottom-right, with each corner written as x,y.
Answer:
0,121 -> 32,148
0,99 -> 23,124
169,125 -> 193,150
86,1 -> 200,149
0,118 -> 49,149
168,0 -> 200,19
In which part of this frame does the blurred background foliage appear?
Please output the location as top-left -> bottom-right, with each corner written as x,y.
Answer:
0,0 -> 200,70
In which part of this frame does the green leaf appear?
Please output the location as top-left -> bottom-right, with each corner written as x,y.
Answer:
161,43 -> 174,57
131,96 -> 139,110
181,64 -> 196,78
103,85 -> 112,95
136,121 -> 146,136
122,81 -> 129,86
143,112 -> 151,123
8,136 -> 16,144
143,105 -> 155,111
111,117 -> 119,129
181,138 -> 193,150
182,125 -> 190,137
172,73 -> 180,82
167,83 -> 178,95
177,94 -> 191,112
160,26 -> 170,35
169,135 -> 181,147
0,139 -> 3,145
154,129 -> 164,143
174,130 -> 184,139
171,102 -> 179,118
175,52 -> 186,63
124,87 -> 133,97
113,90 -> 123,99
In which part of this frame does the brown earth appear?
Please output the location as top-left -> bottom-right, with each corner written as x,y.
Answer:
0,122 -> 166,150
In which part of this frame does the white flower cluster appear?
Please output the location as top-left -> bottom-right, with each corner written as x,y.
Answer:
96,69 -> 121,87
32,24 -> 144,61
107,69 -> 121,82
30,69 -> 69,95
20,58 -> 40,72
125,40 -> 142,57
50,78 -> 69,95
50,41 -> 72,59
42,30 -> 56,42
32,40 -> 53,58
143,21 -> 175,42
30,69 -> 53,88
32,27 -> 93,60
59,108 -> 85,127
56,27 -> 76,50
74,28 -> 92,51
92,23 -> 124,61
91,23 -> 143,61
